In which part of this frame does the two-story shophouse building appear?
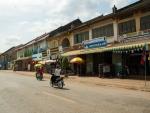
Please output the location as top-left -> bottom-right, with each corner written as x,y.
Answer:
62,0 -> 150,79
47,19 -> 82,60
15,33 -> 48,71
0,47 -> 17,70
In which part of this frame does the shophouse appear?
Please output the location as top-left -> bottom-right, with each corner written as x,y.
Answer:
62,0 -> 150,79
32,33 -> 49,62
47,19 -> 82,60
0,47 -> 16,70
15,33 -> 48,71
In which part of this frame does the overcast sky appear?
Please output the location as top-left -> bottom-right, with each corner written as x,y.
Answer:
0,0 -> 138,52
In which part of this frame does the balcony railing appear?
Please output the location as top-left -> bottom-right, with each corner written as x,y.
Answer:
118,29 -> 150,43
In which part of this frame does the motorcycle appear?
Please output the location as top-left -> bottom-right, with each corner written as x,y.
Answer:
36,72 -> 43,81
50,74 -> 65,89
35,65 -> 44,81
35,68 -> 43,81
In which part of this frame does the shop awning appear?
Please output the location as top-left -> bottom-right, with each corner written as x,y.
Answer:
62,46 -> 114,56
61,42 -> 148,56
112,43 -> 145,51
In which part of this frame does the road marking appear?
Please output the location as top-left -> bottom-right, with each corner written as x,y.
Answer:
42,91 -> 77,104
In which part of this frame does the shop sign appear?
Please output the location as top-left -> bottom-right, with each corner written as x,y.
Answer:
32,53 -> 42,61
83,37 -> 107,49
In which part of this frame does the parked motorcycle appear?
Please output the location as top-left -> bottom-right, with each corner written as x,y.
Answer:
117,65 -> 129,79
50,74 -> 65,89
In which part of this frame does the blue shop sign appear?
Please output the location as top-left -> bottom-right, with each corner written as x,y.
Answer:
32,53 -> 42,61
83,38 -> 107,49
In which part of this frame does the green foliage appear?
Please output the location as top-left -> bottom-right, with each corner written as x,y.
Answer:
58,56 -> 69,74
61,56 -> 69,70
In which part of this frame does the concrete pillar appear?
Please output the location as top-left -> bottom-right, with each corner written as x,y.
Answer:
113,20 -> 118,41
134,11 -> 141,32
89,28 -> 92,40
70,33 -> 74,46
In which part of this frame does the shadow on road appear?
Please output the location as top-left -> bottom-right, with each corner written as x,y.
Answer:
52,87 -> 70,90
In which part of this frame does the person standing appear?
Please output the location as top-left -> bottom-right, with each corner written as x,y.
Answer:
27,63 -> 31,71
0,64 -> 2,70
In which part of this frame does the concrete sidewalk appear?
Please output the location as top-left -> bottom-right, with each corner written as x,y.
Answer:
3,70 -> 150,92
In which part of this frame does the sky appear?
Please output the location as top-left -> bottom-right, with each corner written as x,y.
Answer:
0,0 -> 138,52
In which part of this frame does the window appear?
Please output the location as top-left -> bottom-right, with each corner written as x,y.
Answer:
62,38 -> 70,48
118,19 -> 136,35
74,31 -> 89,44
140,15 -> 150,30
92,24 -> 114,38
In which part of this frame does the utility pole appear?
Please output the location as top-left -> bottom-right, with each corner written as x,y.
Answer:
144,43 -> 147,86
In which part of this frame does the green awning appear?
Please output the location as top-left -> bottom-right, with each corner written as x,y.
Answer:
61,43 -> 147,56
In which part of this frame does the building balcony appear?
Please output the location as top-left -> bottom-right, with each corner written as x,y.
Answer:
118,29 -> 150,43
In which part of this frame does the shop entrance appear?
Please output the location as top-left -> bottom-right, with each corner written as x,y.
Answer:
122,51 -> 150,79
93,52 -> 112,76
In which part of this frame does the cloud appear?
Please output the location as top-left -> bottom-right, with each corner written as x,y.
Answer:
5,36 -> 20,46
0,0 -> 138,52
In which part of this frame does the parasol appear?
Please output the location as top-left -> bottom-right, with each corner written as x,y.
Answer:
70,57 -> 84,64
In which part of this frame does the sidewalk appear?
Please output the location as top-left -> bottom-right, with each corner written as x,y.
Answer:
4,70 -> 150,92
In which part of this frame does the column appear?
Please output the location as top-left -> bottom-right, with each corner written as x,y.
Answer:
113,19 -> 118,41
70,33 -> 74,47
89,28 -> 92,40
134,11 -> 141,32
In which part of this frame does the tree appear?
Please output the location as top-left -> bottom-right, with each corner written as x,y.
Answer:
60,56 -> 69,74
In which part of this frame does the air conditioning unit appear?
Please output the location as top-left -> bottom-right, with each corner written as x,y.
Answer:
123,34 -> 127,39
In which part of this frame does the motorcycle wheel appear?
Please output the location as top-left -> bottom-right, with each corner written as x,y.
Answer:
58,81 -> 63,89
50,80 -> 53,87
36,73 -> 39,80
36,73 -> 43,81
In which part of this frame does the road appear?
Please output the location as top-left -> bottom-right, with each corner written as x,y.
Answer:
0,71 -> 150,113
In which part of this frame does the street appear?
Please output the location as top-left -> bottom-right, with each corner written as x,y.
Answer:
0,71 -> 150,113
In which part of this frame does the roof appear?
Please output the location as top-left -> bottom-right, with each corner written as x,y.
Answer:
19,33 -> 49,50
1,47 -> 16,56
70,0 -> 150,32
115,0 -> 150,16
70,14 -> 113,31
48,19 -> 82,37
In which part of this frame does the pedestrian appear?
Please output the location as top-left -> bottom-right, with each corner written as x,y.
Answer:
27,63 -> 31,71
0,64 -> 2,70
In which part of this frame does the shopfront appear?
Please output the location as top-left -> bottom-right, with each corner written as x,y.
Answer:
66,37 -> 113,76
63,40 -> 150,79
112,43 -> 150,79
15,57 -> 33,71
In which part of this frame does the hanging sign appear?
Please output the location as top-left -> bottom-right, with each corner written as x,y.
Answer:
32,53 -> 42,61
83,37 -> 107,49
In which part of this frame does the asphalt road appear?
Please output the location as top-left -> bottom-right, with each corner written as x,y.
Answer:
0,71 -> 150,113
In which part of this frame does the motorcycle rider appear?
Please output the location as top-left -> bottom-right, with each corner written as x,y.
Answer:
35,65 -> 44,80
51,65 -> 61,84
